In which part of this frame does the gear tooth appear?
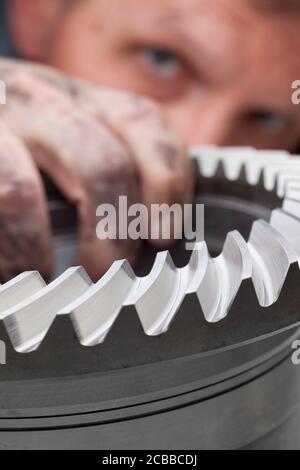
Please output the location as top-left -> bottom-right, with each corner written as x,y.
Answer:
248,220 -> 291,307
245,161 -> 265,186
213,148 -> 256,181
186,242 -> 209,294
280,175 -> 300,200
277,172 -> 300,198
134,243 -> 210,334
223,160 -> 243,181
274,173 -> 284,198
284,177 -> 300,201
283,199 -> 300,219
263,162 -> 300,197
237,150 -> 287,186
0,272 -> 46,318
191,146 -> 221,178
277,173 -> 300,199
270,209 -> 300,263
263,166 -> 280,193
134,251 -> 181,336
192,146 -> 257,181
221,149 -> 256,181
60,260 -> 136,346
2,267 -> 92,353
197,231 -> 246,323
192,252 -> 220,323
230,231 -> 253,280
238,151 -> 288,191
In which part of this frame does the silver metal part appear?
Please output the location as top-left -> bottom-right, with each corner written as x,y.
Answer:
1,146 -> 300,353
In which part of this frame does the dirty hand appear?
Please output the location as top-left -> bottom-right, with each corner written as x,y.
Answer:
0,59 -> 193,281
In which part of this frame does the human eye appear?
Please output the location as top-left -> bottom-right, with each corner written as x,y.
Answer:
138,46 -> 183,80
249,110 -> 289,133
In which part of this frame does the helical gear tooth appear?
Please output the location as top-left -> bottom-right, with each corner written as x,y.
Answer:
283,199 -> 300,219
190,249 -> 220,323
279,175 -> 300,200
194,231 -> 247,323
248,220 -> 291,307
263,166 -> 283,194
2,267 -> 92,353
185,242 -> 210,294
277,173 -> 300,199
59,260 -> 136,346
235,232 -> 253,280
285,188 -> 300,202
284,178 -> 300,201
146,243 -> 211,333
270,209 -> 300,264
209,232 -> 244,322
133,251 -> 181,336
0,272 -> 46,319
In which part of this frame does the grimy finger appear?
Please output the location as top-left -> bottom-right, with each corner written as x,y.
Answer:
0,124 -> 52,281
1,71 -> 141,279
1,61 -> 194,248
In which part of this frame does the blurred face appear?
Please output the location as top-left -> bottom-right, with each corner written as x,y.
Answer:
41,0 -> 300,149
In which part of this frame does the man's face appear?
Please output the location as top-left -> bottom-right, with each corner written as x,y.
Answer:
35,0 -> 300,149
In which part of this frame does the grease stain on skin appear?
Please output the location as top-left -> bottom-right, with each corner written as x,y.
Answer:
156,141 -> 181,171
0,215 -> 44,281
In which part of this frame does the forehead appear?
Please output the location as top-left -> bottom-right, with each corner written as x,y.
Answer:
96,0 -> 300,53
97,0 -> 299,27
106,3 -> 298,62
86,0 -> 300,95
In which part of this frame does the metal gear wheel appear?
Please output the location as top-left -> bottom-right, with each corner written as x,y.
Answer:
1,146 -> 300,450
